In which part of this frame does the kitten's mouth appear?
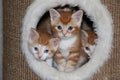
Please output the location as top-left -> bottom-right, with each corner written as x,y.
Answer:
61,36 -> 68,39
37,58 -> 46,61
61,35 -> 71,40
37,55 -> 46,61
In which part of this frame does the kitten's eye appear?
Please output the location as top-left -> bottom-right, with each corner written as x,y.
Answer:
68,26 -> 73,30
34,47 -> 38,51
57,25 -> 62,30
85,47 -> 90,51
44,49 -> 49,53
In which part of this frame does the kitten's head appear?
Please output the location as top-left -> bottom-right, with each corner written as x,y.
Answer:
28,28 -> 60,61
81,30 -> 95,56
49,9 -> 83,39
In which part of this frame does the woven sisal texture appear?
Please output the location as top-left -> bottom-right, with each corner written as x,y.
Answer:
3,0 -> 120,80
3,0 -> 41,80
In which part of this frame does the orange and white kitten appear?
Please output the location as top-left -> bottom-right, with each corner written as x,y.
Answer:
28,28 -> 60,66
81,30 -> 97,57
49,9 -> 88,72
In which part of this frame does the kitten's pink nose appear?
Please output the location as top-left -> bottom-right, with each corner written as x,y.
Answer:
38,54 -> 42,58
62,31 -> 67,36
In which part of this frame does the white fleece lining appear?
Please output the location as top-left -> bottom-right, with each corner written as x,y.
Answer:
21,0 -> 113,80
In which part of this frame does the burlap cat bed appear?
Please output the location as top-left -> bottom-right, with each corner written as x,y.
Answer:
21,0 -> 113,80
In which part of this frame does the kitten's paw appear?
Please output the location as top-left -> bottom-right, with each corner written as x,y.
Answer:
57,65 -> 65,72
65,65 -> 75,72
65,68 -> 75,72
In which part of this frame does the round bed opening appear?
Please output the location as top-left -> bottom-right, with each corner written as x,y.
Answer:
35,5 -> 97,71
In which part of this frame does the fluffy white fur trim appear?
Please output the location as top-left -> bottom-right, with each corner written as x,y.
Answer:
21,0 -> 113,80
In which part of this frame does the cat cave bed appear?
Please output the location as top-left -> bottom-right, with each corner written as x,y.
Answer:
21,0 -> 113,80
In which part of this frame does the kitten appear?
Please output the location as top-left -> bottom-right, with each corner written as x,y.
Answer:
81,30 -> 97,57
28,28 -> 60,66
49,9 -> 89,72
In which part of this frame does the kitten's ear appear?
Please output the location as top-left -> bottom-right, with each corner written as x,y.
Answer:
30,28 -> 39,41
81,30 -> 88,47
49,9 -> 60,25
72,10 -> 83,26
50,38 -> 60,51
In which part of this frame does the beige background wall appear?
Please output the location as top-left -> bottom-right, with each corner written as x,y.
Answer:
0,0 -> 3,80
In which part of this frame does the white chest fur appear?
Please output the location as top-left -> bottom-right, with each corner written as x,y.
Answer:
59,36 -> 77,58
